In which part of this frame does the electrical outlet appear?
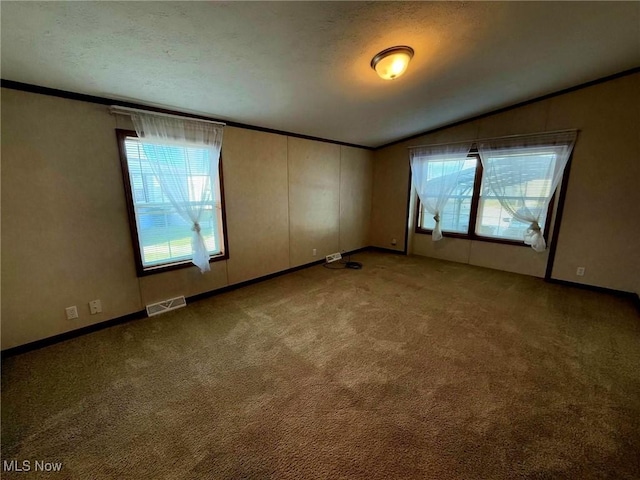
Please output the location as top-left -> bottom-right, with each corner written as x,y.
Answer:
65,306 -> 78,320
89,299 -> 102,315
312,248 -> 317,256
576,267 -> 585,276
326,252 -> 342,263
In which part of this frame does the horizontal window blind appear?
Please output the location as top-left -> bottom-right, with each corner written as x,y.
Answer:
124,137 -> 222,268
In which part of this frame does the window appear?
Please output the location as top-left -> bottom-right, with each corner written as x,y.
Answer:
416,155 -> 480,235
476,149 -> 555,241
414,131 -> 577,249
117,130 -> 227,275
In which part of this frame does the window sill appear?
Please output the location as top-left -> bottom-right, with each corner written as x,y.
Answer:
137,252 -> 228,277
414,228 -> 532,248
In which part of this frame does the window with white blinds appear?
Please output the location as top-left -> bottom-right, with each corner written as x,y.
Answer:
119,133 -> 226,272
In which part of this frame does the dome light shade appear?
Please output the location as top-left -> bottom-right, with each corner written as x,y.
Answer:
371,46 -> 414,80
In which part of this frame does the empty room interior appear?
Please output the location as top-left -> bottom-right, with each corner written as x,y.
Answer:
1,2 -> 639,479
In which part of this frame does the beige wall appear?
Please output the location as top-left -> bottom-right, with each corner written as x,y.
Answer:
288,138 -> 341,267
371,72 -> 640,292
1,89 -> 373,349
2,93 -> 143,350
340,146 -> 373,253
370,143 -> 410,251
544,76 -> 640,293
223,128 -> 290,285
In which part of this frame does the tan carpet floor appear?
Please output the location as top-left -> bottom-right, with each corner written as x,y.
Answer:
2,251 -> 639,479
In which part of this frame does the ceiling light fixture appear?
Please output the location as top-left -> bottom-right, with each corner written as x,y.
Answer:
371,46 -> 414,80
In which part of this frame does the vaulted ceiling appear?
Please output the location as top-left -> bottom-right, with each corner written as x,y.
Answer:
2,1 -> 639,147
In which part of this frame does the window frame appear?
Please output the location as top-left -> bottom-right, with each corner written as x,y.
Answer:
116,129 -> 229,276
414,150 -> 555,247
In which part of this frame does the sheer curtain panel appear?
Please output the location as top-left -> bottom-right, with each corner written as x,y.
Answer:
477,131 -> 577,252
131,113 -> 224,272
409,142 -> 474,241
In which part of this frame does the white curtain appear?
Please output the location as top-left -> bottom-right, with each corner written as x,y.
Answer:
477,131 -> 577,252
131,113 -> 224,273
410,142 -> 474,240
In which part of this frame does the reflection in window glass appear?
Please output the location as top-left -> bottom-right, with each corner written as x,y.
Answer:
476,152 -> 554,240
418,158 -> 477,234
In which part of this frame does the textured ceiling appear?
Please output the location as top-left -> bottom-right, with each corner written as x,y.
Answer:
2,1 -> 639,147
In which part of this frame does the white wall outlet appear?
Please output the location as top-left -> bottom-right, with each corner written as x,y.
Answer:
312,248 -> 317,256
576,267 -> 585,276
326,252 -> 342,263
65,306 -> 78,320
89,299 -> 102,315
391,238 -> 397,246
